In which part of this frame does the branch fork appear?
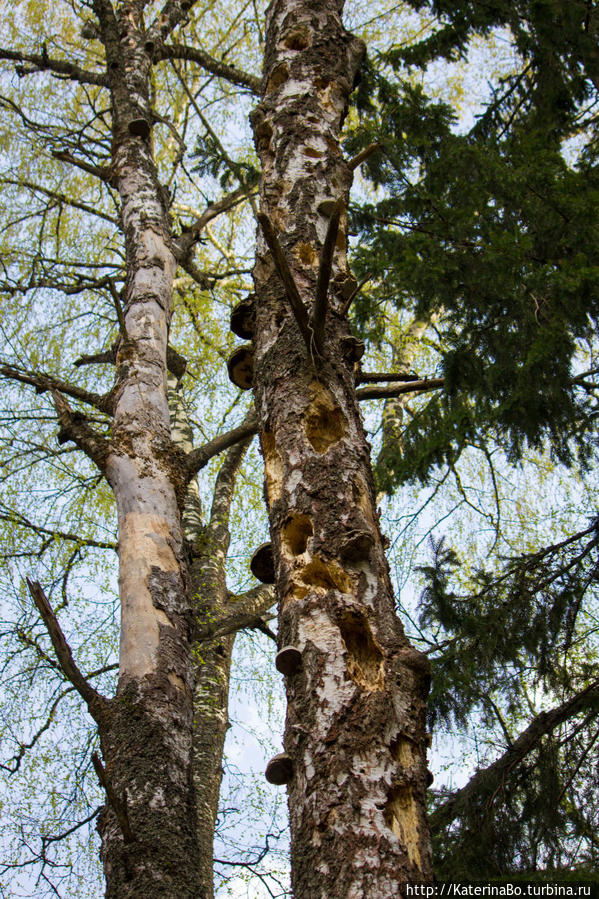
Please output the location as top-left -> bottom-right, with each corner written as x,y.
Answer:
257,200 -> 343,359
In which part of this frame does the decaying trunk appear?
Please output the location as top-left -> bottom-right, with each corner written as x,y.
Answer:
250,0 -> 434,894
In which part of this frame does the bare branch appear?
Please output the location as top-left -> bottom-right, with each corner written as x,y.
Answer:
25,579 -> 108,722
0,361 -> 114,414
173,186 -> 251,260
195,585 -> 276,641
357,371 -> 422,384
356,378 -> 445,401
51,391 -> 110,472
51,150 -> 113,184
0,47 -> 108,87
156,43 -> 261,93
347,142 -> 379,171
186,413 -> 258,478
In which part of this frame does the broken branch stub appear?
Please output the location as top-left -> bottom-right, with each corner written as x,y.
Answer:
227,345 -> 254,390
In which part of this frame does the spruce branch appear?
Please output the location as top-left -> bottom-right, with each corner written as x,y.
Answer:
430,679 -> 599,834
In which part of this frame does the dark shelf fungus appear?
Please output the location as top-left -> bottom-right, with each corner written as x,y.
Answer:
265,753 -> 294,785
227,344 -> 254,390
128,118 -> 150,139
230,297 -> 256,339
275,645 -> 302,676
341,335 -> 365,362
250,542 -> 275,583
426,770 -> 434,786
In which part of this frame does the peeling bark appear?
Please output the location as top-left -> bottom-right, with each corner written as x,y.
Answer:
250,0 -> 433,893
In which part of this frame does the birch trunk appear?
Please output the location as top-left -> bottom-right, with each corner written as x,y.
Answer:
250,0 -> 434,893
91,3 -> 201,894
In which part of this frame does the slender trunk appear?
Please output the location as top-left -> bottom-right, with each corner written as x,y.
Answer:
92,4 -> 201,894
251,1 -> 433,894
189,435 -> 250,899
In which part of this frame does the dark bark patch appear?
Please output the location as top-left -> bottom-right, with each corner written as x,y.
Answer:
282,514 -> 313,555
338,610 -> 384,691
303,382 -> 346,453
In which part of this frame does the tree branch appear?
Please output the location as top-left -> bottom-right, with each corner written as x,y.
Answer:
347,142 -> 379,171
195,585 -> 276,641
91,752 -> 136,844
173,186 -> 250,259
25,579 -> 108,723
356,378 -> 445,401
430,680 -> 599,834
186,413 -> 258,478
51,391 -> 110,472
0,361 -> 114,414
0,47 -> 108,87
156,42 -> 261,93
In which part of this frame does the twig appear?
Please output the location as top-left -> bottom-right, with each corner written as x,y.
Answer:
311,198 -> 343,355
91,752 -> 136,844
257,213 -> 312,350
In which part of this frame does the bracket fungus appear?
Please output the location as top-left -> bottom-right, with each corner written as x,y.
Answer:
265,752 -> 294,785
250,542 -> 275,584
230,297 -> 256,340
275,645 -> 302,676
227,345 -> 254,390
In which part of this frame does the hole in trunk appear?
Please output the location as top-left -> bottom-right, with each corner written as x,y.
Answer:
339,611 -> 384,691
282,514 -> 313,555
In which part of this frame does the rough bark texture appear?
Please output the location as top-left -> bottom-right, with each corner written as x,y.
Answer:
92,3 -> 201,894
250,0 -> 434,894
